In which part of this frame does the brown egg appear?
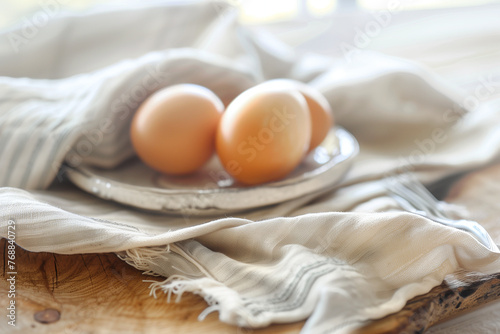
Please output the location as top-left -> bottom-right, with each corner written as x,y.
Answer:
216,84 -> 311,185
130,84 -> 224,175
260,79 -> 334,151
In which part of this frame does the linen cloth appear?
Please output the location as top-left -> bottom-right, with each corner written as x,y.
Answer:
2,1 -> 500,333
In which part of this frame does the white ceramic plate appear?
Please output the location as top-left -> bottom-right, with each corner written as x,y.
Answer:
65,127 -> 358,216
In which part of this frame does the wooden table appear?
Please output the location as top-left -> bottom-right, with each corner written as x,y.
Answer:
2,164 -> 500,334
0,238 -> 303,334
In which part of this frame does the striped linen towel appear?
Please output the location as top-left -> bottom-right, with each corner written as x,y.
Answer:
2,1 -> 500,333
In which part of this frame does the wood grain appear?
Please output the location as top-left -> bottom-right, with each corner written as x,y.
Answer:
356,164 -> 500,333
2,164 -> 500,334
0,239 -> 303,333
354,271 -> 500,334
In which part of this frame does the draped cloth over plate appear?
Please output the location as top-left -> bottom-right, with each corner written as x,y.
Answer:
1,2 -> 500,333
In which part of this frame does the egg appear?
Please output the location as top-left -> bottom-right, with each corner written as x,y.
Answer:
259,79 -> 333,152
216,84 -> 311,185
130,84 -> 224,175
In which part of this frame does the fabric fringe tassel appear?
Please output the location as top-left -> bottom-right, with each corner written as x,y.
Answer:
117,244 -> 171,276
146,276 -> 222,321
117,242 -> 213,278
116,243 -> 252,327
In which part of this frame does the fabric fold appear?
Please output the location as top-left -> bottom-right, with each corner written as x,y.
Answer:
2,1 -> 500,333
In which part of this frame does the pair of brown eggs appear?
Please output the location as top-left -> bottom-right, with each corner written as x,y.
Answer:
130,79 -> 333,186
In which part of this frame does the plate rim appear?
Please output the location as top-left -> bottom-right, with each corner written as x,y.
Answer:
65,126 -> 359,215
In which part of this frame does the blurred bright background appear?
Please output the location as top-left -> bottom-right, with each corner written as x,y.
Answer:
2,0 -> 499,28
2,0 -> 500,93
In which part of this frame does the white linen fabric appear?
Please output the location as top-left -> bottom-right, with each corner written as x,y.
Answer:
1,1 -> 500,333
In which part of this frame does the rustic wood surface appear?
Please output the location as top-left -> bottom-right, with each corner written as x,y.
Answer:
0,239 -> 303,334
356,164 -> 500,333
2,164 -> 500,334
